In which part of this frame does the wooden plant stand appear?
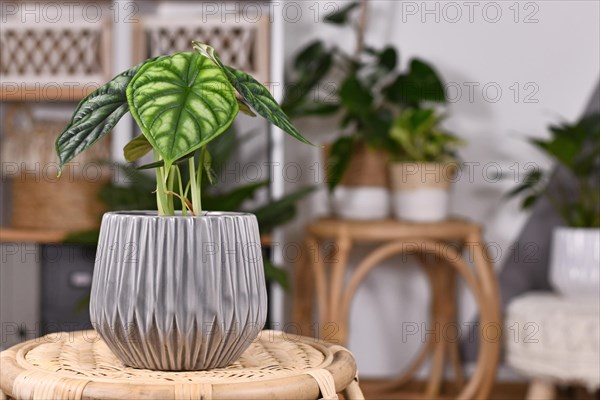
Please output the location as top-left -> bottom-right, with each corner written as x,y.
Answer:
293,218 -> 502,400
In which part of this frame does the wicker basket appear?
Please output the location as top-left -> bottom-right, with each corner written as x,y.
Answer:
1,105 -> 110,231
324,141 -> 389,187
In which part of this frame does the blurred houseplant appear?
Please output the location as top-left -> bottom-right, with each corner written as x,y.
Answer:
387,108 -> 462,222
55,43 -> 311,370
510,113 -> 600,297
283,1 -> 447,220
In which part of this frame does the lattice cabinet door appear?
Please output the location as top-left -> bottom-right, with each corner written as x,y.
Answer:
134,15 -> 270,84
0,19 -> 111,102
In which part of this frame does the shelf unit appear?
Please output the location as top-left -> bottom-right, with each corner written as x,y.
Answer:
0,0 -> 287,325
0,228 -> 69,244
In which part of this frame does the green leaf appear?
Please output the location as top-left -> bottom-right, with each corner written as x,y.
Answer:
339,76 -> 373,114
193,42 -> 313,146
289,102 -> 340,117
127,52 -> 239,171
55,59 -> 154,173
73,293 -> 91,315
136,151 -> 195,170
202,181 -> 269,212
63,230 -> 100,246
378,46 -> 398,71
293,40 -> 328,70
202,147 -> 216,185
324,1 -> 359,24
384,58 -> 446,106
283,40 -> 333,115
530,136 -> 579,169
237,97 -> 257,117
522,194 -> 539,209
252,186 -> 316,233
263,258 -> 289,290
327,136 -> 354,191
123,134 -> 153,162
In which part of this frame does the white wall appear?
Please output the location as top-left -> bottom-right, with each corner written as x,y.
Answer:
281,0 -> 600,377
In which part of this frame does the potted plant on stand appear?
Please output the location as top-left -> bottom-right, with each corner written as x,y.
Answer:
55,43 -> 312,371
386,108 -> 463,222
509,113 -> 600,298
283,1 -> 447,220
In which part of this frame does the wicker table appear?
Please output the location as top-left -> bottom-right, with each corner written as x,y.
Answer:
293,218 -> 501,400
0,330 -> 364,400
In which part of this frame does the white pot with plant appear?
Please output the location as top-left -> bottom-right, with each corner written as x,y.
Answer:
387,108 -> 462,222
325,139 -> 391,220
510,113 -> 600,298
54,43 -> 312,370
281,2 -> 447,220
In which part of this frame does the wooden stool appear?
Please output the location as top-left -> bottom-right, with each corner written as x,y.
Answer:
293,218 -> 502,400
0,330 -> 364,400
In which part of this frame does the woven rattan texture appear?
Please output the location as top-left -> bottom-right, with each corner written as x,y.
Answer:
19,331 -> 327,383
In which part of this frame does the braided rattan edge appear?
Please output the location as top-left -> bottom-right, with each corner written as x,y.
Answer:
0,330 -> 358,400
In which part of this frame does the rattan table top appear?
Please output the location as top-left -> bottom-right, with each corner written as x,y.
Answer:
0,330 -> 359,400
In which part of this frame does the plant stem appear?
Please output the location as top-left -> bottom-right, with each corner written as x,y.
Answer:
155,151 -> 170,216
166,166 -> 176,214
196,147 -> 206,214
354,0 -> 369,60
175,165 -> 187,216
189,156 -> 201,215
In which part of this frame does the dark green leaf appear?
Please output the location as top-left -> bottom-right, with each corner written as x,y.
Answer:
136,151 -> 196,170
237,97 -> 257,117
327,136 -> 354,191
193,42 -> 313,146
127,52 -> 239,171
384,58 -> 446,106
522,194 -> 539,209
202,181 -> 269,212
124,134 -> 153,162
252,186 -> 316,233
379,47 -> 398,71
506,169 -> 542,198
339,76 -> 373,114
202,147 -> 216,185
263,258 -> 289,289
74,293 -> 91,315
293,40 -> 328,70
63,230 -> 100,245
283,54 -> 333,116
324,1 -> 359,24
289,102 -> 340,117
530,136 -> 579,169
55,59 -> 154,173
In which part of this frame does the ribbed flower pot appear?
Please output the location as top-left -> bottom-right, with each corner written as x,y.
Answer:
90,211 -> 268,371
550,227 -> 600,298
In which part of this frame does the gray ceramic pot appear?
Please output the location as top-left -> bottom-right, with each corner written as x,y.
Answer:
90,211 -> 268,371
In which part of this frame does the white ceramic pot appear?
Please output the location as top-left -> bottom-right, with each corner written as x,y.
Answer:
549,227 -> 600,298
331,186 -> 391,220
325,142 -> 391,220
389,162 -> 456,222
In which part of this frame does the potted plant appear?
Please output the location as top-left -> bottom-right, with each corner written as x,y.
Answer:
55,43 -> 312,371
283,1 -> 447,220
386,108 -> 462,222
509,113 -> 600,298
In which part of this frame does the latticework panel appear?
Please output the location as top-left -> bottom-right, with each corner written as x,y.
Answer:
139,16 -> 270,83
0,19 -> 110,101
